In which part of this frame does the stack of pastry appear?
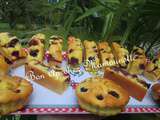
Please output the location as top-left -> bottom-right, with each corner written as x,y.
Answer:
127,47 -> 147,75
144,53 -> 160,81
27,33 -> 45,62
67,36 -> 83,67
111,42 -> 129,68
98,42 -> 115,67
83,40 -> 100,71
0,32 -> 27,68
48,35 -> 63,66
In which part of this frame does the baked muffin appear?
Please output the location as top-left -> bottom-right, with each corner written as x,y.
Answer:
151,83 -> 160,103
0,54 -> 9,75
111,42 -> 129,68
144,54 -> 160,81
0,75 -> 33,115
67,36 -> 83,67
76,77 -> 130,116
104,67 -> 150,101
48,35 -> 63,66
127,47 -> 147,75
0,36 -> 27,68
98,42 -> 115,67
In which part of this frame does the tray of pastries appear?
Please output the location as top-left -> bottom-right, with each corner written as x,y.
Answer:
0,32 -> 160,116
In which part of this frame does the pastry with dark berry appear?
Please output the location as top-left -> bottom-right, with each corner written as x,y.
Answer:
0,75 -> 33,115
48,35 -> 63,66
0,35 -> 27,68
127,47 -> 147,75
98,42 -> 115,67
25,60 -> 70,94
76,77 -> 129,116
0,54 -> 9,75
68,36 -> 83,66
27,34 -> 45,62
83,40 -> 100,70
144,54 -> 160,81
104,67 -> 150,101
151,83 -> 160,103
84,49 -> 100,71
111,42 -> 129,68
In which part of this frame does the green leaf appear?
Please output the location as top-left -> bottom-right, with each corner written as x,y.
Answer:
101,12 -> 114,39
75,6 -> 105,22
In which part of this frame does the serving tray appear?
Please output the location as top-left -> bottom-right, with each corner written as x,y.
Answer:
10,60 -> 160,115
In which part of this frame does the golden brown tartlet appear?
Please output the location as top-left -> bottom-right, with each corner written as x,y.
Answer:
76,77 -> 129,116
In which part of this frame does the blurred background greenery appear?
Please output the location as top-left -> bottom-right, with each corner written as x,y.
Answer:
0,0 -> 160,56
0,0 -> 160,119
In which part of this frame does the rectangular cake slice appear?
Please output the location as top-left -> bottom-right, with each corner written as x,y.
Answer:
104,67 -> 150,101
67,36 -> 83,67
25,61 -> 70,94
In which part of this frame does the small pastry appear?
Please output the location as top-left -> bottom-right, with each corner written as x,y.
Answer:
151,83 -> 160,103
144,54 -> 160,81
48,35 -> 63,66
25,60 -> 70,94
127,47 -> 147,75
98,42 -> 115,67
0,54 -> 9,75
27,34 -> 45,62
104,67 -> 150,101
0,36 -> 27,68
0,75 -> 33,115
83,40 -> 100,71
111,42 -> 129,68
76,77 -> 129,116
68,36 -> 83,67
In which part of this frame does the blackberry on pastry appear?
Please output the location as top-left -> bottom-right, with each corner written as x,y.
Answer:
0,35 -> 27,68
68,36 -> 83,67
83,40 -> 100,71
